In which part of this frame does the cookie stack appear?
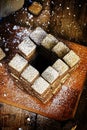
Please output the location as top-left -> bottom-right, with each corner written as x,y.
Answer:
8,27 -> 80,103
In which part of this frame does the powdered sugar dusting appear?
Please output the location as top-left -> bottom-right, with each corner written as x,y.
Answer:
13,25 -> 20,30
7,78 -> 14,88
62,85 -> 68,91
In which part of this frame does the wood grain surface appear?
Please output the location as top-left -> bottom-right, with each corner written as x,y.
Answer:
0,1 -> 87,129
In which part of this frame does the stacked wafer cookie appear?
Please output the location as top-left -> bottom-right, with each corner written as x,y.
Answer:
0,48 -> 6,61
8,27 -> 80,103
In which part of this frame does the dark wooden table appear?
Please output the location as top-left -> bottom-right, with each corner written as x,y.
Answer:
0,1 -> 87,129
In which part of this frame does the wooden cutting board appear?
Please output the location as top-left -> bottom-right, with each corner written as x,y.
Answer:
0,23 -> 87,121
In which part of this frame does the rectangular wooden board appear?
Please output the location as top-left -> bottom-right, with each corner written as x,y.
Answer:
0,23 -> 87,120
